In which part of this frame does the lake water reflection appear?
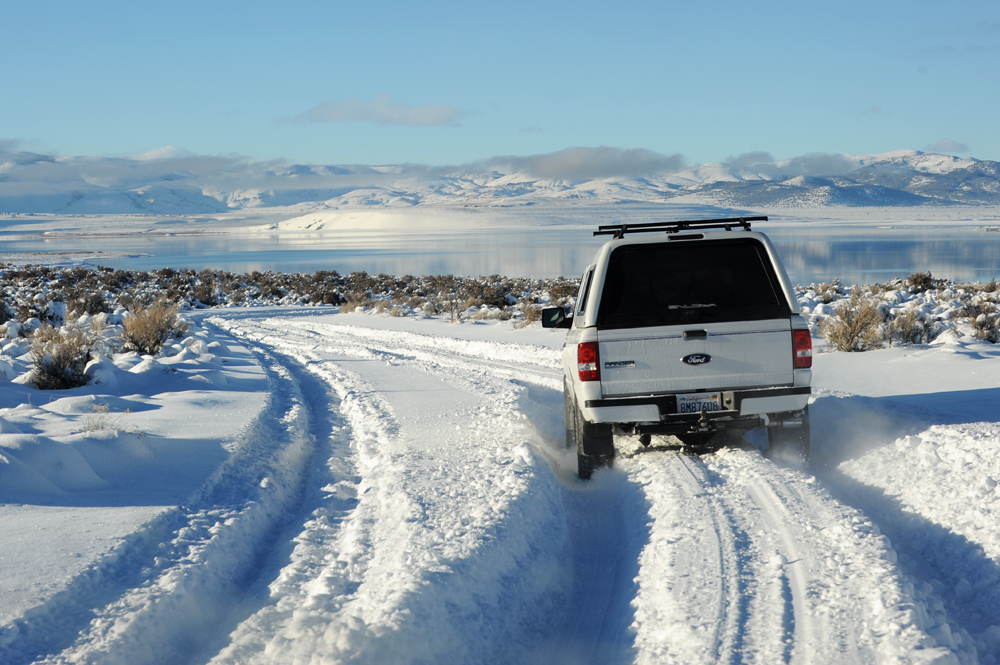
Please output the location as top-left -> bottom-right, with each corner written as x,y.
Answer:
7,224 -> 1000,286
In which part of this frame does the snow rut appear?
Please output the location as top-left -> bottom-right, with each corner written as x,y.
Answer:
208,315 -> 962,664
627,447 -> 959,664
1,340 -> 316,665
205,317 -> 570,665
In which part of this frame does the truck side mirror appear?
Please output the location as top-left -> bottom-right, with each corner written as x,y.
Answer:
542,307 -> 573,329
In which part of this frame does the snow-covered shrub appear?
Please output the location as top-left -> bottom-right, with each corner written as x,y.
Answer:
30,323 -> 93,390
886,308 -> 933,345
950,297 -> 1000,343
192,278 -> 218,307
815,279 -> 843,304
84,313 -> 120,356
821,287 -> 886,352
907,271 -> 937,293
513,304 -> 543,329
121,300 -> 188,356
69,290 -> 110,316
548,278 -> 578,305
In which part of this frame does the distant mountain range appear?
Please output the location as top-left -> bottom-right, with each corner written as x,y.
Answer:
1,148 -> 997,215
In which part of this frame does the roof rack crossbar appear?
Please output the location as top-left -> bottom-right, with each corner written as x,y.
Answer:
594,216 -> 767,238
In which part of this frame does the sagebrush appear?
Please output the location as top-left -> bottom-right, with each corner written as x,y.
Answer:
821,288 -> 885,352
121,300 -> 188,355
30,324 -> 93,390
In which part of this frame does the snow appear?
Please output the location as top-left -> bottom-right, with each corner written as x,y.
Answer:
3,299 -> 1000,663
2,148 -> 999,217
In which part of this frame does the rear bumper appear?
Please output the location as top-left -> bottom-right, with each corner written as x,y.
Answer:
583,386 -> 810,426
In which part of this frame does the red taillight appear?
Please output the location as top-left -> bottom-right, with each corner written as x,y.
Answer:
578,342 -> 600,382
793,329 -> 812,369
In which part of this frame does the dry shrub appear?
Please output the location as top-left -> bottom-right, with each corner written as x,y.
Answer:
886,308 -> 932,345
821,288 -> 885,351
340,299 -> 368,313
548,279 -> 578,305
959,300 -> 1000,342
973,315 -> 1000,343
513,304 -> 543,329
192,280 -> 218,306
77,404 -> 145,437
815,280 -> 841,304
389,305 -> 408,317
30,324 -> 93,390
68,291 -> 109,316
122,300 -> 188,356
907,271 -> 936,293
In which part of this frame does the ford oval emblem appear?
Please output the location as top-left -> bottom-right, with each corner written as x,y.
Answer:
682,353 -> 712,365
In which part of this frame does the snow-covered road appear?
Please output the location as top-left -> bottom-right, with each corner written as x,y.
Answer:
6,311 -> 1000,664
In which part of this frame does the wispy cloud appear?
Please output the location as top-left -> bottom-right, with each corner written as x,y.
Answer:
0,138 -> 21,153
724,152 -> 855,177
490,146 -> 684,180
862,105 -> 885,115
926,139 -> 970,154
130,146 -> 197,161
726,152 -> 774,168
285,95 -> 469,128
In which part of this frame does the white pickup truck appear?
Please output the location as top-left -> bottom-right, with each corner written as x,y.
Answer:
543,217 -> 812,478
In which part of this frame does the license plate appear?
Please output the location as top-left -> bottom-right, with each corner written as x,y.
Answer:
675,392 -> 722,414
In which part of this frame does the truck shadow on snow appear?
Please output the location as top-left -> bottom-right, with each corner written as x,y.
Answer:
809,387 -> 1000,469
810,388 -> 1000,658
514,381 -> 648,664
820,468 -> 1000,657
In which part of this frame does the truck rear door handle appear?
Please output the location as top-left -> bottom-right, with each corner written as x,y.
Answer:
683,330 -> 707,339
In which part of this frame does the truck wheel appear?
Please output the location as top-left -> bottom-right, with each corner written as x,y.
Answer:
767,407 -> 810,463
575,404 -> 614,479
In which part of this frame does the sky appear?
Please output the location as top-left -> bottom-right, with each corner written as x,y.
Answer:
2,0 -> 999,168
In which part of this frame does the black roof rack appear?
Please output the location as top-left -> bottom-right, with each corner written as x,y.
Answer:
594,216 -> 767,238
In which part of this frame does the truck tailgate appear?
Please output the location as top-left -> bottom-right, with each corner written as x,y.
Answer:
598,319 -> 793,397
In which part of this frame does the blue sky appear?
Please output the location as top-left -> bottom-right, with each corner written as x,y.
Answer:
3,0 -> 999,167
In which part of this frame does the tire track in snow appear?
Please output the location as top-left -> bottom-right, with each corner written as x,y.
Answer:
625,450 -> 756,665
203,318 -> 571,665
4,336 -> 317,665
214,316 -> 962,664
697,448 -> 960,663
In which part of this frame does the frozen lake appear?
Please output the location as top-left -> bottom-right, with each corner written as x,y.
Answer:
3,209 -> 1000,285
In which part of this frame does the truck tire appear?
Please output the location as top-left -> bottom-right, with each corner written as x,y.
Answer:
574,403 -> 614,479
767,407 -> 810,463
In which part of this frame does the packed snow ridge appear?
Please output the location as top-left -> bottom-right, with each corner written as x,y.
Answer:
1,148 -> 998,215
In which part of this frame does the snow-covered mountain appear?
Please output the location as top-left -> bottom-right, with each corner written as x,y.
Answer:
1,147 -> 997,214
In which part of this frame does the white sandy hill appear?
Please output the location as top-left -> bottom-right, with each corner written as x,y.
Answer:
2,304 -> 1000,663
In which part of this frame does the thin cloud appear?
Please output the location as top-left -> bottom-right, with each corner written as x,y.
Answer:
131,146 -> 197,161
0,138 -> 22,153
863,105 -> 885,115
493,146 -> 684,180
726,152 -> 774,168
926,139 -> 970,154
285,94 -> 469,128
725,152 -> 855,177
